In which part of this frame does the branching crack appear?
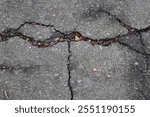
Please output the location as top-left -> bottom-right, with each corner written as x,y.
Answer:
0,21 -> 150,56
0,9 -> 150,99
99,9 -> 138,32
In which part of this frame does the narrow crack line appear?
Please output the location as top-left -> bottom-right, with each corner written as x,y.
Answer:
16,21 -> 55,30
138,25 -> 150,33
138,34 -> 150,72
138,33 -> 150,75
117,40 -> 145,55
100,9 -> 138,32
0,21 -> 149,55
16,21 -> 66,37
138,34 -> 146,51
0,10 -> 150,56
0,10 -> 150,100
67,40 -> 74,100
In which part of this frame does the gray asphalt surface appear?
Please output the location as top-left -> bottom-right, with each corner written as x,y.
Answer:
0,0 -> 150,100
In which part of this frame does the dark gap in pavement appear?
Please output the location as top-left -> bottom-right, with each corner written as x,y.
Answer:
67,41 -> 74,100
0,9 -> 150,99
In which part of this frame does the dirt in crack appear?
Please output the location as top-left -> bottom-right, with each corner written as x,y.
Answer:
0,10 -> 150,56
0,9 -> 150,99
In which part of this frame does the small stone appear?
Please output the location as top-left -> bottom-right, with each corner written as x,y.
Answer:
134,62 -> 139,65
37,42 -> 41,45
107,74 -> 111,78
92,68 -> 97,72
75,36 -> 80,41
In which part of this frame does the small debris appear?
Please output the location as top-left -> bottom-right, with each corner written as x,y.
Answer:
92,68 -> 97,72
4,91 -> 9,99
107,74 -> 111,78
134,61 -> 139,66
74,35 -> 81,41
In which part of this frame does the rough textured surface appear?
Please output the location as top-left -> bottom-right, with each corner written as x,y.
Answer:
0,0 -> 150,100
70,42 -> 148,99
0,39 -> 70,99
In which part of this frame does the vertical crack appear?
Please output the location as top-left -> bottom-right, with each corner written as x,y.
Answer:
1,18 -> 150,100
67,41 -> 74,100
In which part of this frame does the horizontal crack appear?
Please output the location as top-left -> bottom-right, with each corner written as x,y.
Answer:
0,9 -> 150,100
0,22 -> 150,56
0,9 -> 150,57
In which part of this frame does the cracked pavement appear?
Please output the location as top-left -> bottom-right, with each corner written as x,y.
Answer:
0,0 -> 150,100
